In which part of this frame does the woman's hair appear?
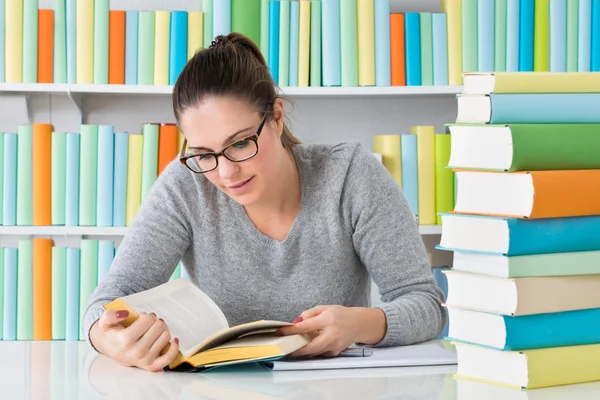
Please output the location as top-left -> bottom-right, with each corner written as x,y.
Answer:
173,32 -> 301,151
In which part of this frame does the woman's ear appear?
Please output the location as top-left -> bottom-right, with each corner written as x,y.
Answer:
272,98 -> 285,137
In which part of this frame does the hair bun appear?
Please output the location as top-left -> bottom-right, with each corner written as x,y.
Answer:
210,35 -> 230,49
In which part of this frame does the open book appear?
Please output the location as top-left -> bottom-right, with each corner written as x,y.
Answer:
103,278 -> 310,371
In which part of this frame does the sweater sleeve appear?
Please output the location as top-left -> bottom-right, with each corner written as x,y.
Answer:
81,161 -> 196,346
341,144 -> 446,347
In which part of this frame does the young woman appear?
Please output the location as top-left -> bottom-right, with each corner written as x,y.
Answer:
84,33 -> 445,372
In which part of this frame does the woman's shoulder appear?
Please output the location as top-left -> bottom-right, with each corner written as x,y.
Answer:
295,141 -> 381,179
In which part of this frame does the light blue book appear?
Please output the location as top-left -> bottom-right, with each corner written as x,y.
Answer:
322,0 -> 341,87
66,0 -> 76,83
0,133 -> 3,225
65,247 -> 80,341
432,267 -> 449,339
125,11 -> 139,85
97,240 -> 114,284
113,133 -> 128,227
432,13 -> 448,85
97,125 -> 114,227
3,248 -> 17,340
54,0 -> 67,83
579,0 -> 592,71
550,0 -> 567,72
2,134 -> 16,225
16,125 -> 32,226
495,0 -> 507,72
400,134 -> 418,218
288,0 -> 299,87
52,246 -> 67,340
0,0 -> 5,82
170,11 -> 188,85
202,0 -> 213,49
180,262 -> 190,280
506,0 -> 520,72
405,13 -> 421,86
0,248 -> 3,338
420,13 -> 433,86
268,1 -> 280,84
52,132 -> 66,225
592,0 -> 600,71
478,0 -> 495,72
65,133 -> 80,226
519,0 -> 534,71
278,0 -> 290,86
17,240 -> 32,340
212,0 -> 231,37
374,0 -> 390,86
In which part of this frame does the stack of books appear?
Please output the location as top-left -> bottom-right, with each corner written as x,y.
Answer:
438,71 -> 600,389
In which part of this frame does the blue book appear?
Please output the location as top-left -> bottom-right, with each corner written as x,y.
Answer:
65,248 -> 80,341
180,262 -> 190,280
437,213 -> 600,256
278,0 -> 290,86
432,13 -> 449,85
54,0 -> 67,83
432,267 -> 450,339
288,0 -> 299,87
400,134 -> 418,218
268,0 -> 280,84
374,0 -> 391,86
113,133 -> 128,227
506,0 -> 520,72
2,248 -> 17,340
447,307 -> 600,351
550,0 -> 567,72
97,240 -> 114,283
65,133 -> 80,226
97,125 -> 114,227
2,133 -> 17,225
321,0 -> 341,87
405,13 -> 422,86
0,0 -> 4,82
212,0 -> 231,37
125,11 -> 139,85
170,11 -> 188,85
519,0 -> 534,71
478,0 -> 495,72
66,0 -> 76,83
592,0 -> 600,71
579,0 -> 592,71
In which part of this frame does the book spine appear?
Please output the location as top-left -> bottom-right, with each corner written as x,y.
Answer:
187,12 -> 203,61
579,0 -> 592,71
443,0 -> 463,85
158,124 -> 178,176
289,1 -> 299,87
415,127 -> 436,225
550,0 -> 567,72
32,238 -> 52,340
17,240 -> 33,340
533,0 -> 550,71
65,247 -> 80,341
432,13 -> 448,85
54,0 -> 67,83
126,134 -> 143,226
298,0 -> 310,87
141,124 -> 159,200
38,9 -> 54,83
32,124 -> 53,226
506,0 -> 520,72
3,248 -> 18,340
268,0 -> 280,84
372,135 -> 402,186
519,0 -> 534,71
420,13 -> 433,85
96,125 -> 114,227
340,0 -> 358,87
567,0 -> 580,72
112,132 -> 129,227
213,0 -> 231,37
260,0 -> 269,59
2,134 -> 17,225
462,0 -> 477,73
76,0 -> 94,84
232,0 -> 261,45
401,134 -> 419,218
278,0 -> 290,86
17,125 -> 33,226
477,0 -> 494,72
592,0 -> 600,71
94,0 -> 109,84
137,11 -> 155,86
66,0 -> 75,83
0,133 -> 3,225
97,240 -> 114,284
125,11 -> 139,85
202,0 -> 213,49
374,0 -> 390,86
51,247 -> 67,340
309,0 -> 321,86
435,134 -> 453,224
22,0 -> 38,83
65,133 -> 79,226
357,0 -> 375,86
170,11 -> 188,84
79,125 -> 99,226
109,10 -> 126,85
405,13 -> 422,86
5,0 -> 23,83
0,0 -> 4,82
154,11 -> 171,86
490,93 -> 600,123
495,0 -> 507,72
390,14 -> 406,86
79,240 -> 98,340
0,248 -> 3,338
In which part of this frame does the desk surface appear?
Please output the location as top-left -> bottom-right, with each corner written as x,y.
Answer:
1,341 -> 599,399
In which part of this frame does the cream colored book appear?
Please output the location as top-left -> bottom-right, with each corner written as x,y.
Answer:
462,72 -> 600,95
411,126 -> 435,225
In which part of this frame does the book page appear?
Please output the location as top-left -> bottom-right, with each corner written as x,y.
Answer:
122,279 -> 229,358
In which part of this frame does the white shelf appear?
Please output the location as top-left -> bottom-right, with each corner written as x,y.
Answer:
0,225 -> 442,236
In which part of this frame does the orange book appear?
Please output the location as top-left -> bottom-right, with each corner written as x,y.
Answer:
453,169 -> 600,219
32,123 -> 53,225
109,10 -> 126,84
158,123 -> 179,175
33,238 -> 53,340
38,9 -> 54,83
390,14 -> 406,86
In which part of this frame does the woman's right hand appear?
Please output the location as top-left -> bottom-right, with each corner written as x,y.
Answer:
89,309 -> 180,372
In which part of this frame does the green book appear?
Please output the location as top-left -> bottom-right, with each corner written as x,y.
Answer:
0,247 -> 4,338
22,0 -> 38,83
420,13 -> 433,86
340,0 -> 358,87
310,0 -> 321,87
203,0 -> 213,48
232,0 -> 261,45
434,134 -> 453,225
260,0 -> 269,60
495,0 -> 507,72
141,124 -> 159,200
533,0 -> 550,72
52,247 -> 67,340
278,0 -> 290,86
79,239 -> 98,340
170,262 -> 181,281
17,240 -> 33,340
54,0 -> 67,83
137,11 -> 155,86
17,125 -> 33,226
52,132 -> 67,225
447,123 -> 600,171
94,0 -> 109,84
0,132 -> 3,226
462,0 -> 478,73
566,0 -> 579,72
79,125 -> 98,226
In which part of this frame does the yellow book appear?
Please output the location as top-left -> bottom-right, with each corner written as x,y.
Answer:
5,0 -> 24,83
188,12 -> 204,60
357,0 -> 375,86
454,341 -> 600,389
533,0 -> 550,72
373,135 -> 402,187
411,126 -> 435,225
462,71 -> 600,94
154,11 -> 171,86
125,134 -> 143,226
298,0 -> 310,87
441,0 -> 463,86
104,279 -> 310,371
76,0 -> 95,84
178,127 -> 186,153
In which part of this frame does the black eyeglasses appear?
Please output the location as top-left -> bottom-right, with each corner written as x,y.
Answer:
179,113 -> 268,174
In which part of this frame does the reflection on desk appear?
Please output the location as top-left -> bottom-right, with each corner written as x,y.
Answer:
0,341 -> 599,400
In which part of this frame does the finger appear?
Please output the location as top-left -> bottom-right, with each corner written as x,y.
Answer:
98,309 -> 130,330
148,338 -> 180,372
125,313 -> 159,343
279,313 -> 329,335
298,305 -> 330,321
134,318 -> 169,353
146,330 -> 172,361
291,333 -> 330,357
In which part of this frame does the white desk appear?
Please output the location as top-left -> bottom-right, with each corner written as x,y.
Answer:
1,341 -> 600,399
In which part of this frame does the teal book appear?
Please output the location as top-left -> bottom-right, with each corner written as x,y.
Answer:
579,0 -> 592,71
113,132 -> 128,227
202,0 -> 213,49
3,248 -> 18,340
567,0 -> 579,72
405,13 -> 421,85
97,239 -> 114,283
171,262 -> 182,281
52,247 -> 67,340
288,0 -> 299,86
3,133 -> 17,225
169,11 -> 188,85
0,0 -> 4,82
462,0 -> 478,73
495,0 -> 507,72
340,0 -> 358,87
374,0 -> 390,86
22,0 -> 38,83
52,132 -> 67,225
0,248 -> 3,338
65,247 -> 80,341
550,0 -> 567,72
268,0 -> 280,84
477,0 -> 494,72
17,240 -> 33,340
400,134 -> 418,218
260,0 -> 269,60
519,0 -> 534,71
420,13 -> 433,86
79,125 -> 98,226
16,125 -> 32,226
137,11 -> 155,86
96,125 -> 114,227
125,11 -> 138,85
278,0 -> 290,86
506,0 -> 520,72
432,13 -> 449,85
0,132 -> 3,225
141,124 -> 159,200
66,0 -> 76,83
94,0 -> 109,84
54,0 -> 67,83
79,240 -> 98,340
309,0 -> 321,87
65,133 -> 79,226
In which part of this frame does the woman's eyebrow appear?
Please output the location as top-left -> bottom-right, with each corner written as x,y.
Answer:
189,126 -> 253,152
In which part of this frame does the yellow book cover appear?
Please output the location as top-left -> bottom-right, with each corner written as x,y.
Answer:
188,12 -> 204,60
5,0 -> 24,83
298,0 -> 310,87
76,0 -> 95,84
125,134 -> 143,226
434,133 -> 453,224
373,135 -> 402,187
357,0 -> 375,86
154,11 -> 171,86
103,279 -> 310,371
441,0 -> 463,85
533,0 -> 550,72
463,71 -> 600,94
411,126 -> 435,225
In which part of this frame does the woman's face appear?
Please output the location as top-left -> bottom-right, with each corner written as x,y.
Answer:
179,96 -> 285,206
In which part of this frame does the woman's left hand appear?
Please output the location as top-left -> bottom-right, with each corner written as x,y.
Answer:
275,305 -> 387,357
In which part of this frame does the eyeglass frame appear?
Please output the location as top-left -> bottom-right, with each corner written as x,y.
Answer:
179,112 -> 269,174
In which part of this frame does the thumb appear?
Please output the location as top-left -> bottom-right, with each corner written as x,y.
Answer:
98,309 -> 130,331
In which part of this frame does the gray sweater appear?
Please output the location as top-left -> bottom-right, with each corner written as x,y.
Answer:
83,142 -> 445,347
